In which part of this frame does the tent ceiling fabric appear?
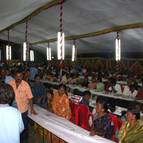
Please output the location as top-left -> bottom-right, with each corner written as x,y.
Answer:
0,0 -> 143,57
0,0 -> 52,31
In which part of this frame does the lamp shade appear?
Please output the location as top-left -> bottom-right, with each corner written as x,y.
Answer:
115,34 -> 121,61
57,32 -> 65,60
47,47 -> 51,61
6,45 -> 11,60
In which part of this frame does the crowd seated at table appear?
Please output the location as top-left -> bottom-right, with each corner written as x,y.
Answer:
1,61 -> 142,100
32,63 -> 143,101
1,61 -> 143,142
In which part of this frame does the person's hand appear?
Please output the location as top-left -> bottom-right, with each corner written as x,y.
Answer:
31,108 -> 38,115
89,130 -> 96,136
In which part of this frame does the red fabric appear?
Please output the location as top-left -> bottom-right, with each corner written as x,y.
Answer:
109,113 -> 118,134
69,101 -> 79,123
136,89 -> 143,100
75,104 -> 91,130
117,118 -> 123,130
104,81 -> 110,91
109,113 -> 123,141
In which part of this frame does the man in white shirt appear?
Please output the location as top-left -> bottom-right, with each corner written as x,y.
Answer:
114,83 -> 122,95
108,78 -> 122,95
122,84 -> 130,97
0,83 -> 24,143
123,84 -> 138,98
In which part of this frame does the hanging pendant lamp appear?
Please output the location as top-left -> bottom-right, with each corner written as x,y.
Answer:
6,30 -> 11,60
47,42 -> 51,61
115,32 -> 121,61
72,40 -> 76,62
23,21 -> 30,61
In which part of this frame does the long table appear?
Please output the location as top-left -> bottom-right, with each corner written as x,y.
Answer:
28,105 -> 115,143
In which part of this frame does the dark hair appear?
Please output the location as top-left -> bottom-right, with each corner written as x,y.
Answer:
127,108 -> 140,120
96,97 -> 108,113
110,78 -> 116,85
96,97 -> 115,113
34,74 -> 40,79
83,90 -> 91,96
73,89 -> 81,95
15,69 -> 23,74
0,84 -> 14,104
58,84 -> 66,91
47,88 -> 53,95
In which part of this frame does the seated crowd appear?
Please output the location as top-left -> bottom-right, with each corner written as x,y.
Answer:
0,61 -> 143,143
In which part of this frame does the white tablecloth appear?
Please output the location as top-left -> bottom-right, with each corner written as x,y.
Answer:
41,80 -> 136,101
28,105 -> 115,143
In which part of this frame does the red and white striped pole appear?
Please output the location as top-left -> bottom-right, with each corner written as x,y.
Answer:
25,21 -> 30,61
59,0 -> 64,80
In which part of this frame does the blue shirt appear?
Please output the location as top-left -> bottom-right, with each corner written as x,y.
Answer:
79,98 -> 89,106
29,67 -> 38,81
94,114 -> 113,139
4,76 -> 14,84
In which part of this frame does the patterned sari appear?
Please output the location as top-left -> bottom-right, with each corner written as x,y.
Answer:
118,120 -> 143,143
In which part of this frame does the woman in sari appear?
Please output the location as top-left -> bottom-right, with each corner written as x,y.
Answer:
118,108 -> 143,143
52,84 -> 71,120
90,98 -> 114,139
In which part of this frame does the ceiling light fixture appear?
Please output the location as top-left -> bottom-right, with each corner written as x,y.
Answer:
47,42 -> 51,61
115,32 -> 121,61
6,30 -> 11,60
72,40 -> 76,62
30,50 -> 34,61
23,21 -> 29,61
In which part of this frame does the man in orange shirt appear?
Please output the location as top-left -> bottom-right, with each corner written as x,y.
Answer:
8,70 -> 37,129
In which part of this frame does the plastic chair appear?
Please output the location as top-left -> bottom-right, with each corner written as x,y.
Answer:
69,101 -> 79,123
75,104 -> 93,131
109,113 -> 123,141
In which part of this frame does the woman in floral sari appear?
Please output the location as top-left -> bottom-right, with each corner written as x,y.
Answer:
52,84 -> 71,120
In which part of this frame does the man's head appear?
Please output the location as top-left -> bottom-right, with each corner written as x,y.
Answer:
15,70 -> 23,84
0,83 -> 14,104
83,90 -> 91,101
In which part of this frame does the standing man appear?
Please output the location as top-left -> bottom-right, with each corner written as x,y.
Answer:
8,70 -> 37,129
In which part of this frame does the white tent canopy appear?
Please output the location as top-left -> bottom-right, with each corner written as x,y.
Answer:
0,0 -> 143,58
